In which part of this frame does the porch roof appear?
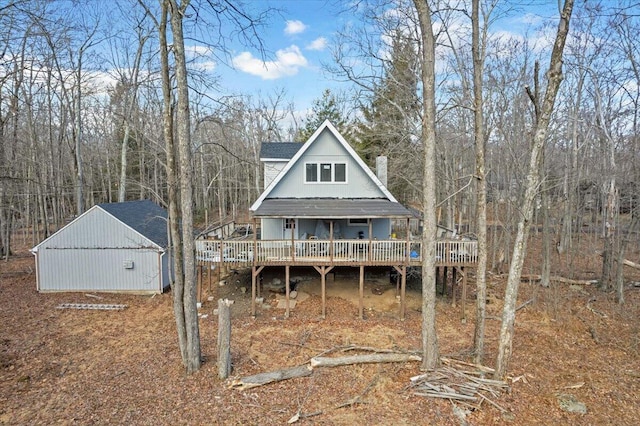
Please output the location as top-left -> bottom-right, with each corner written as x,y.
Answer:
252,198 -> 412,219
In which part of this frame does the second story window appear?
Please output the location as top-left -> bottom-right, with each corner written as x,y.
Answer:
305,162 -> 347,183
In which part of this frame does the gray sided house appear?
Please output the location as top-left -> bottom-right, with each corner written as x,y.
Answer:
31,200 -> 170,294
252,120 -> 411,241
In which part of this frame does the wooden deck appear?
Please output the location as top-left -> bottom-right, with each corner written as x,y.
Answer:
195,238 -> 478,267
195,238 -> 477,320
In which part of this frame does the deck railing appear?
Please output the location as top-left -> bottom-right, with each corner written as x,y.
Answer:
195,239 -> 477,267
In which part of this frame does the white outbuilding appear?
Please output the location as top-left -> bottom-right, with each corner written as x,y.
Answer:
31,200 -> 170,294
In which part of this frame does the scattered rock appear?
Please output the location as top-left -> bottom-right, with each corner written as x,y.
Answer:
240,286 -> 247,294
290,290 -> 298,299
557,393 -> 587,414
219,280 -> 226,287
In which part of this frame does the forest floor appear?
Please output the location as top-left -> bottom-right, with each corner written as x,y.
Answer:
1,234 -> 639,425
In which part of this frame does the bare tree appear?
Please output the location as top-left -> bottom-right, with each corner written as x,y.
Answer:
471,0 -> 487,364
413,0 -> 439,371
495,0 -> 574,380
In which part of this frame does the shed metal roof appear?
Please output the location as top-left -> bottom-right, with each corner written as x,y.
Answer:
98,200 -> 168,247
252,198 -> 412,218
259,142 -> 303,160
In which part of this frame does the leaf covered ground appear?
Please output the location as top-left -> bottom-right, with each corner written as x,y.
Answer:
1,236 -> 639,425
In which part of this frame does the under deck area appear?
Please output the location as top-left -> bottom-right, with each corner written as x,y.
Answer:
196,238 -> 477,319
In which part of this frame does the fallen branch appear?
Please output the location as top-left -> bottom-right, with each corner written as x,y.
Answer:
411,363 -> 509,413
596,250 -> 640,270
230,365 -> 312,390
516,298 -> 534,311
311,353 -> 421,368
520,274 -> 597,285
287,411 -> 322,424
441,357 -> 495,374
336,374 -> 379,408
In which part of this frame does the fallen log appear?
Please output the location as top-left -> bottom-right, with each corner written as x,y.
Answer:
230,365 -> 312,390
310,353 -> 421,368
520,274 -> 597,285
596,250 -> 640,270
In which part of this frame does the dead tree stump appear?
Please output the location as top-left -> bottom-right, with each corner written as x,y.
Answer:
217,299 -> 233,379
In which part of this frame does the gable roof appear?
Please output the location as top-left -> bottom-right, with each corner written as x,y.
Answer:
260,142 -> 303,161
251,120 -> 399,212
98,200 -> 168,247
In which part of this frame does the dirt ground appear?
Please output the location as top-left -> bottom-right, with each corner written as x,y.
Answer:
1,234 -> 640,425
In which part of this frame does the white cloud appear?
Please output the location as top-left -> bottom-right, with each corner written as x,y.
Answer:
185,45 -> 211,57
306,37 -> 327,51
285,20 -> 307,35
232,45 -> 308,80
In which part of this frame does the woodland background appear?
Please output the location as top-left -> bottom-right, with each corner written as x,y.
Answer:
1,1 -> 638,267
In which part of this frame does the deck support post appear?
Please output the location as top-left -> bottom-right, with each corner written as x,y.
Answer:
313,266 -> 334,319
251,265 -> 264,317
197,264 -> 203,303
359,265 -> 364,319
458,266 -> 467,321
443,266 -> 448,296
285,265 -> 290,318
451,266 -> 457,307
208,261 -> 213,292
393,266 -> 407,320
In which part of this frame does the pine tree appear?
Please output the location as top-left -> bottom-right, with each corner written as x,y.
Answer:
297,89 -> 348,141
354,29 -> 420,200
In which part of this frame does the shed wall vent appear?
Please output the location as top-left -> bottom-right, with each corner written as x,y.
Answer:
123,260 -> 134,269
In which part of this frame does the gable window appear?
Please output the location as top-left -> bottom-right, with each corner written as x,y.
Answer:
305,162 -> 347,183
335,163 -> 346,182
305,163 -> 317,182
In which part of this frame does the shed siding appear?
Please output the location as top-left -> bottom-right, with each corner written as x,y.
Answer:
268,129 -> 385,199
37,248 -> 162,292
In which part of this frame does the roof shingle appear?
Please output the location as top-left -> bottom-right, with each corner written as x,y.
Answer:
98,200 -> 168,247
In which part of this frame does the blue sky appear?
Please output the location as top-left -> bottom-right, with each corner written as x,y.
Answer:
193,0 -> 563,116
210,0 -> 350,115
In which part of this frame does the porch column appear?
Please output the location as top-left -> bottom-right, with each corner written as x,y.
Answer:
367,220 -> 373,262
329,221 -> 334,263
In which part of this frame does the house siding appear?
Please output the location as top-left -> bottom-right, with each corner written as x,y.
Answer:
268,129 -> 386,199
261,217 -> 391,240
263,161 -> 287,189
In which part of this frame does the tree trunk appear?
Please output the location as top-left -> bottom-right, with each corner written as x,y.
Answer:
168,0 -> 201,374
494,0 -> 574,380
471,0 -> 488,364
413,0 -> 439,371
158,2 -> 188,367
